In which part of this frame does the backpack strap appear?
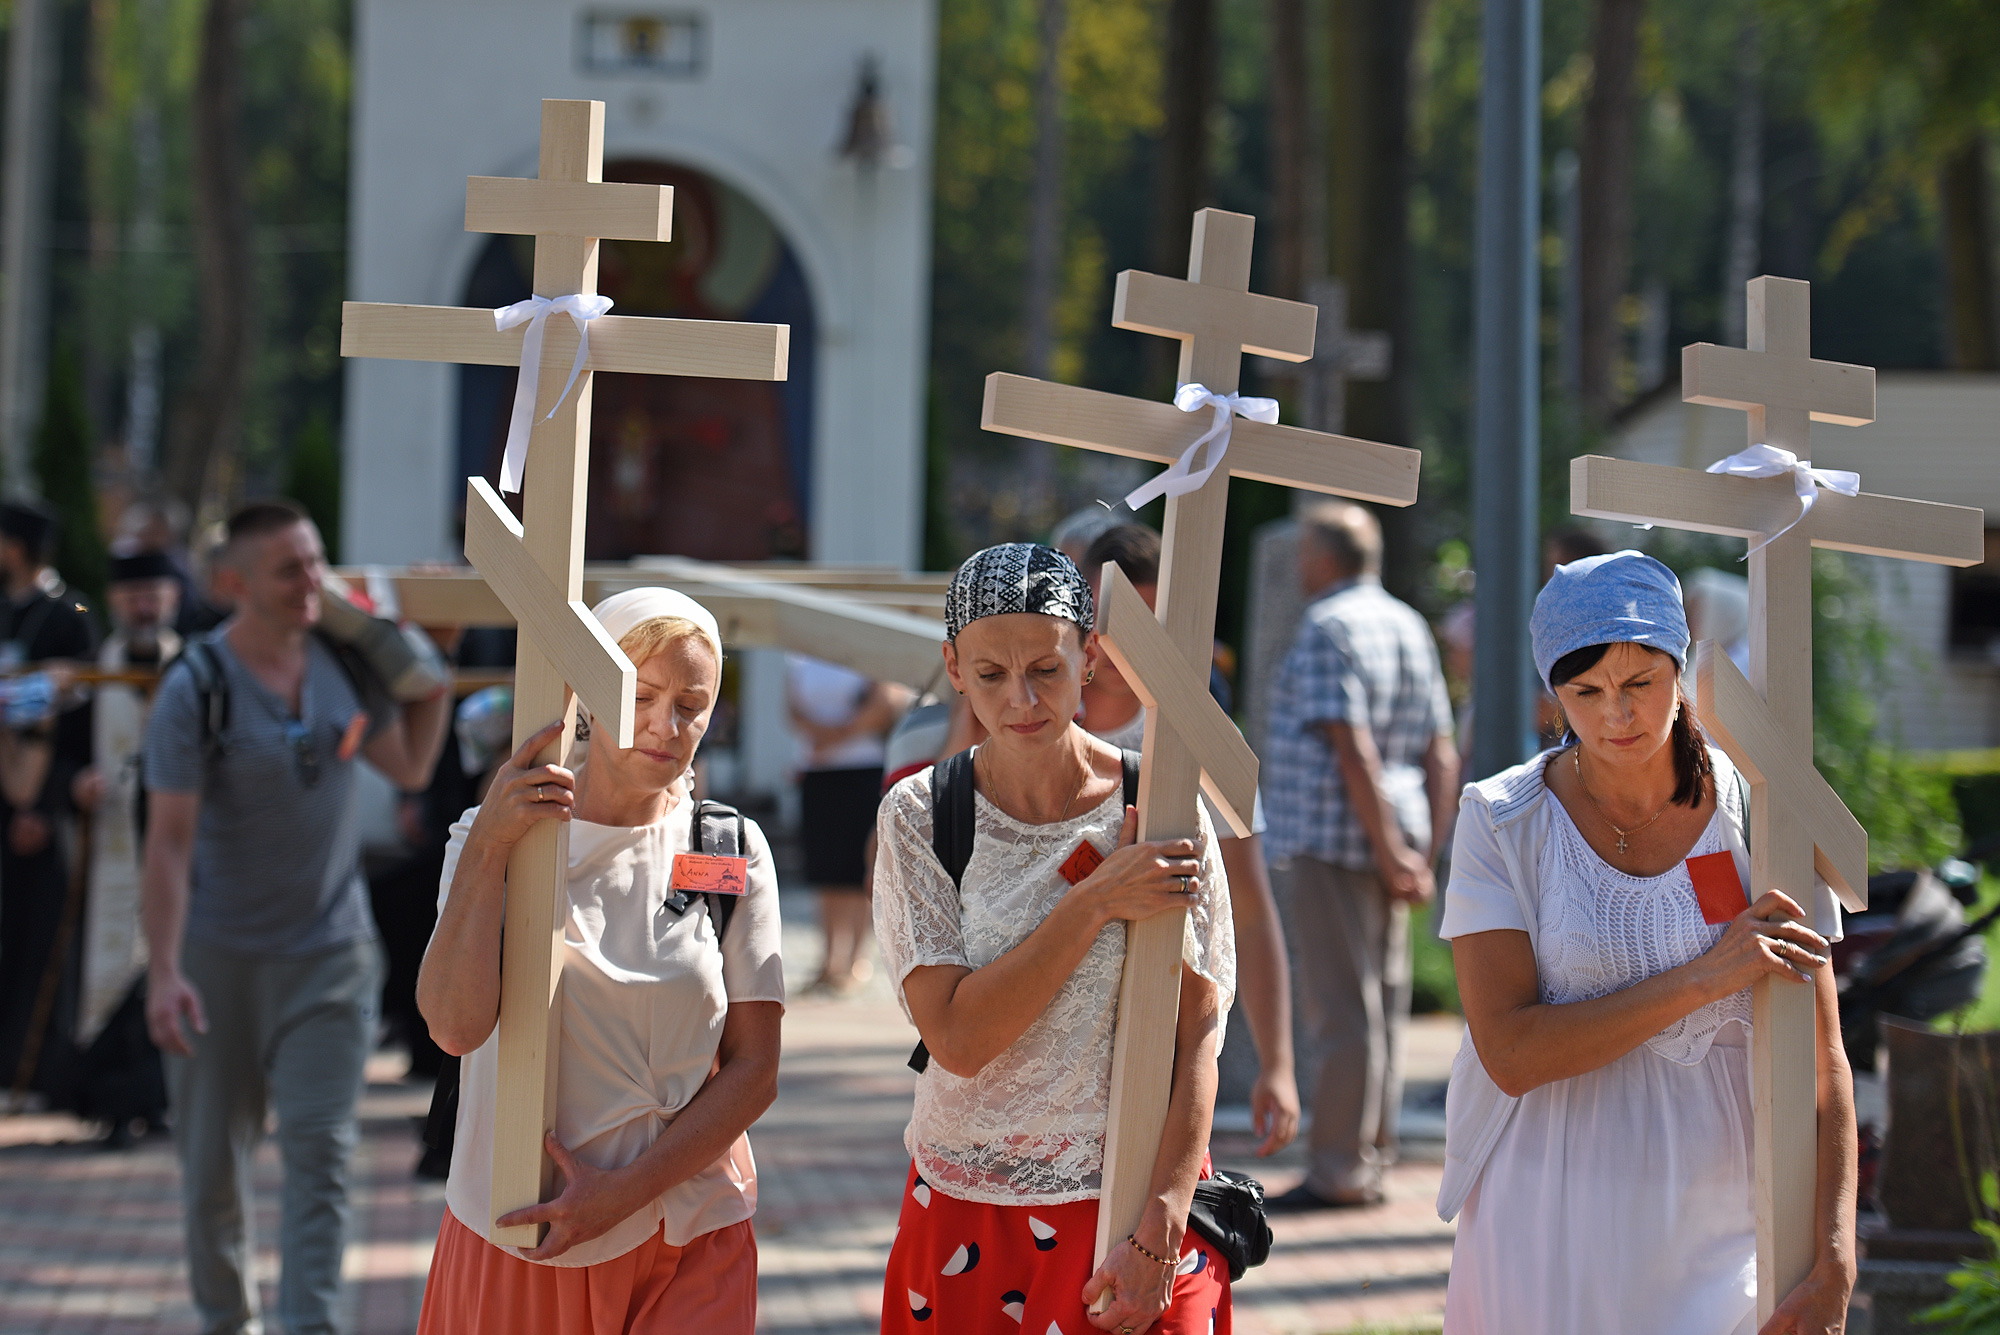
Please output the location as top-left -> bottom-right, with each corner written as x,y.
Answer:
1120,748 -> 1140,814
169,639 -> 230,762
694,797 -> 747,942
931,747 -> 978,890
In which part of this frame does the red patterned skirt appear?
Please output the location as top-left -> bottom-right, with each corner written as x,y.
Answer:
880,1162 -> 1232,1335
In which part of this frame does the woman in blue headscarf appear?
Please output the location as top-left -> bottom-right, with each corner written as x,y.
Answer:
1436,552 -> 1855,1335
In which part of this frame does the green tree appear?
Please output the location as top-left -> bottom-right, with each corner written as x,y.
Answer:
35,347 -> 108,609
284,411 -> 340,562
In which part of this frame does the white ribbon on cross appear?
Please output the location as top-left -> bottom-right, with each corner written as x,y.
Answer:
493,293 -> 615,493
1122,383 -> 1280,509
1705,441 -> 1860,555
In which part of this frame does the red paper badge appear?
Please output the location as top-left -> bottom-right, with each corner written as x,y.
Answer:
670,852 -> 750,896
1058,840 -> 1106,886
336,712 -> 368,762
1687,851 -> 1748,925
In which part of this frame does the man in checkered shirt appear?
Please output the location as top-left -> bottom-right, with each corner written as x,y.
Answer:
1264,501 -> 1458,1211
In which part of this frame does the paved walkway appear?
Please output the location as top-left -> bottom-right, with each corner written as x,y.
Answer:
0,900 -> 1457,1334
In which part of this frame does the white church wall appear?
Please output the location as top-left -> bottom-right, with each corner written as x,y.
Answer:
342,0 -> 936,570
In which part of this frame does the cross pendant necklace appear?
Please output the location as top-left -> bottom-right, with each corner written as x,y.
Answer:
1573,747 -> 1670,856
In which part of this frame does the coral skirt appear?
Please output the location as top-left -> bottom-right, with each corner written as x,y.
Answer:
416,1207 -> 757,1335
880,1163 -> 1231,1335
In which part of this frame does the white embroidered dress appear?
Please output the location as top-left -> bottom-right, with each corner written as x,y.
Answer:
874,763 -> 1235,1205
1439,775 -> 1760,1335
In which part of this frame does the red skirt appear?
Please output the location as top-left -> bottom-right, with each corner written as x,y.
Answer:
415,1207 -> 757,1335
880,1162 -> 1231,1335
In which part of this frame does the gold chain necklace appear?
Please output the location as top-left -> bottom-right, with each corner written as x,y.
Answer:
1572,747 -> 1671,856
977,740 -> 1091,858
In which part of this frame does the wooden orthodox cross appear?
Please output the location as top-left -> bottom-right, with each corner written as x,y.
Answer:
982,208 -> 1421,1263
1573,275 -> 1983,1320
341,98 -> 788,1247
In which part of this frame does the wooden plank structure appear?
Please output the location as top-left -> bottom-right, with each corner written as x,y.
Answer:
1573,275 -> 1984,1321
981,208 -> 1422,1264
340,98 -> 788,1247
336,558 -> 948,688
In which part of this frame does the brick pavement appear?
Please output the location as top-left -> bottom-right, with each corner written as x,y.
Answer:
0,899 -> 1455,1335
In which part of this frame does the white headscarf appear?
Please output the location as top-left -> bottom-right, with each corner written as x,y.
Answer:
591,586 -> 724,666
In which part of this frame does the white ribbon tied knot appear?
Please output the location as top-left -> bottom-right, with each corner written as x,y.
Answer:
1122,383 -> 1279,509
494,293 -> 615,493
1705,441 -> 1859,555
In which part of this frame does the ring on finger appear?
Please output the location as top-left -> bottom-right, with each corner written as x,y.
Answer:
1179,874 -> 1193,895
537,784 -> 547,802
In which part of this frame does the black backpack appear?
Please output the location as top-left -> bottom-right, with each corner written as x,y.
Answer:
905,747 -> 1139,1075
417,796 -> 750,1179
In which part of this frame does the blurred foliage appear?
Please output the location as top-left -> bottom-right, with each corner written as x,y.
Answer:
1409,902 -> 1461,1015
35,345 -> 106,609
284,410 -> 340,563
1809,547 -> 1963,871
52,0 -> 350,521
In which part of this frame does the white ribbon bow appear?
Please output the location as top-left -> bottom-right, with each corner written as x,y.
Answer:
493,293 -> 615,493
1705,441 -> 1860,555
1122,383 -> 1280,509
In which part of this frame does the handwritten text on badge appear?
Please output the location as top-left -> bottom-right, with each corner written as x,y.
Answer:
670,852 -> 750,896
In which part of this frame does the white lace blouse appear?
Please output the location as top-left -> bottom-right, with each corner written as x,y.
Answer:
874,761 -> 1235,1205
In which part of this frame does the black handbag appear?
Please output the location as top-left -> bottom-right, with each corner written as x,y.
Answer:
1185,1170 -> 1272,1281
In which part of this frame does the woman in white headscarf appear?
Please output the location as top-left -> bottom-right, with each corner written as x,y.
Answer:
413,589 -> 785,1335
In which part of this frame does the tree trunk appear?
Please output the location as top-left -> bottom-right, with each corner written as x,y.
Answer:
165,0 -> 252,515
1940,135 -> 1998,371
1577,0 -> 1644,421
1153,0 -> 1215,285
1023,0 -> 1067,379
1326,0 -> 1417,595
1267,0 -> 1310,301
1720,12 -> 1761,347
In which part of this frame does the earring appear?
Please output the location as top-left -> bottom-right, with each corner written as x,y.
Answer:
1085,671 -> 1095,684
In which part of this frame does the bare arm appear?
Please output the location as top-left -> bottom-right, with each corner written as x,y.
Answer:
141,790 -> 206,1055
1423,731 -> 1459,866
416,721 -> 575,1055
1082,964 -> 1222,1331
500,999 -> 785,1261
1218,832 -> 1298,1155
362,687 -> 454,791
1323,719 -> 1431,903
1452,889 -> 1832,1098
899,808 -> 1198,1077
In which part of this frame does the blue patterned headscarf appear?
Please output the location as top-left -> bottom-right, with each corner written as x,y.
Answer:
1531,550 -> 1690,688
945,543 -> 1095,641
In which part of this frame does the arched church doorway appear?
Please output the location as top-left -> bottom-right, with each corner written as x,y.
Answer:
456,161 -> 816,559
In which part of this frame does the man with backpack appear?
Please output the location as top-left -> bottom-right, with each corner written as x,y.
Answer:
141,500 -> 453,1335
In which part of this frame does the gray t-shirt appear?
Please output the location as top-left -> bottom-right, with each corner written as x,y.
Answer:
144,632 -> 385,957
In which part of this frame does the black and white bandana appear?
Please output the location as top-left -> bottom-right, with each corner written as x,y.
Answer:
944,543 -> 1095,641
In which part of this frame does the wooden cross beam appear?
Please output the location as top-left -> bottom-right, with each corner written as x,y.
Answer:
982,208 -> 1421,1263
340,98 -> 788,1248
342,562 -> 947,687
1573,275 -> 1983,1321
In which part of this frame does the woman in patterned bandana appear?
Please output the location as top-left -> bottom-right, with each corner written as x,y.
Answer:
873,543 -> 1236,1335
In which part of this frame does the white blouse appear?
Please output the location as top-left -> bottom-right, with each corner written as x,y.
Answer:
873,760 -> 1235,1205
436,786 -> 787,1266
1438,774 -> 1760,1332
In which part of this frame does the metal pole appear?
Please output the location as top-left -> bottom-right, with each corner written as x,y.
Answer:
0,0 -> 57,498
1469,0 -> 1541,780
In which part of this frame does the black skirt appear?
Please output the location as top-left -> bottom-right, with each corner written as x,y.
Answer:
799,765 -> 884,887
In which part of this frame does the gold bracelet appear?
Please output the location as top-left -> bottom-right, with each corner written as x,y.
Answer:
1127,1232 -> 1177,1269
